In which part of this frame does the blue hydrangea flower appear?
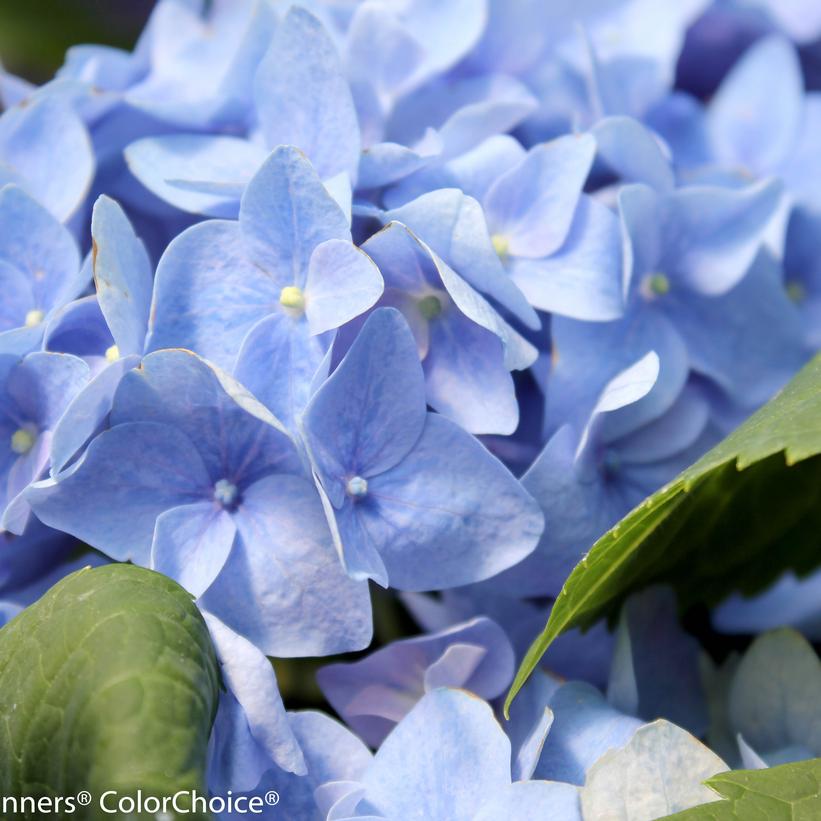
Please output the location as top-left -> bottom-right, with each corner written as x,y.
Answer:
27,348 -> 371,659
148,145 -> 383,429
126,7 -> 358,218
359,222 -> 536,434
318,616 -> 515,746
302,307 -> 544,588
0,98 -> 94,223
334,688 -> 582,820
546,179 -> 802,435
0,350 -> 90,534
44,194 -> 153,474
478,133 -> 624,321
0,184 -> 89,356
501,356 -> 715,597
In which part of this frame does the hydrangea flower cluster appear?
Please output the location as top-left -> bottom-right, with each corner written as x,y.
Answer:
2,0 -> 821,817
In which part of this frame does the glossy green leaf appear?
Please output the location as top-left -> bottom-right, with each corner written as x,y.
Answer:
506,353 -> 821,715
663,759 -> 821,820
0,563 -> 220,819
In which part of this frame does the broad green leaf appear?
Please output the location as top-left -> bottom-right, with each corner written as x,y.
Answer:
663,759 -> 821,820
506,353 -> 821,715
0,563 -> 220,819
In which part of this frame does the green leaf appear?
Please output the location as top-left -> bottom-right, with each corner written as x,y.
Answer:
0,563 -> 220,819
506,352 -> 821,716
662,759 -> 821,820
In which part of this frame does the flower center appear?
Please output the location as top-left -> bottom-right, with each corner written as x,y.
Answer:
213,478 -> 239,509
787,281 -> 805,303
105,344 -> 120,362
24,309 -> 44,328
10,426 -> 37,455
491,233 -> 510,259
640,272 -> 670,299
346,475 -> 369,499
279,285 -> 305,315
418,295 -> 442,320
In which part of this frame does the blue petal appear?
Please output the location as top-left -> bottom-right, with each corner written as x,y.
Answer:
608,586 -> 708,736
148,220 -> 280,370
304,308 -> 427,505
200,474 -> 372,658
386,190 -> 540,329
304,240 -> 383,336
239,146 -> 350,290
359,413 -> 543,590
49,354 -> 140,475
475,781 -> 581,821
708,36 -> 803,174
358,689 -> 511,820
233,313 -> 330,434
423,309 -> 520,435
508,196 -> 624,321
0,97 -> 93,221
26,421 -> 210,564
317,616 -> 514,747
205,613 -> 306,783
255,7 -> 360,182
91,195 -> 152,356
112,349 -> 301,486
592,115 -> 675,191
535,681 -> 643,785
0,185 -> 85,317
484,134 -> 596,258
151,502 -> 237,598
125,134 -> 265,217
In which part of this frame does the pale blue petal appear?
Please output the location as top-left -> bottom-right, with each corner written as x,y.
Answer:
239,146 -> 350,288
0,185 -> 84,315
148,220 -> 280,370
111,349 -> 301,486
317,616 -> 514,747
255,7 -> 360,181
423,310 -> 520,435
26,421 -> 210,564
125,134 -> 265,217
592,115 -> 675,191
91,195 -> 152,356
708,36 -> 802,174
535,681 -> 643,785
0,97 -> 93,221
662,179 -> 784,295
49,354 -> 140,475
359,413 -> 543,591
200,474 -> 372,658
233,313 -> 330,433
484,134 -> 596,258
386,190 -> 540,329
304,240 -> 383,335
475,781 -> 581,821
508,196 -> 624,320
358,689 -> 510,820
303,308 -> 427,505
151,502 -> 236,598
205,614 -> 306,782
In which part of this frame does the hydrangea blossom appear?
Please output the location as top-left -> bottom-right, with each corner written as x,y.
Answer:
4,0 -> 821,813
